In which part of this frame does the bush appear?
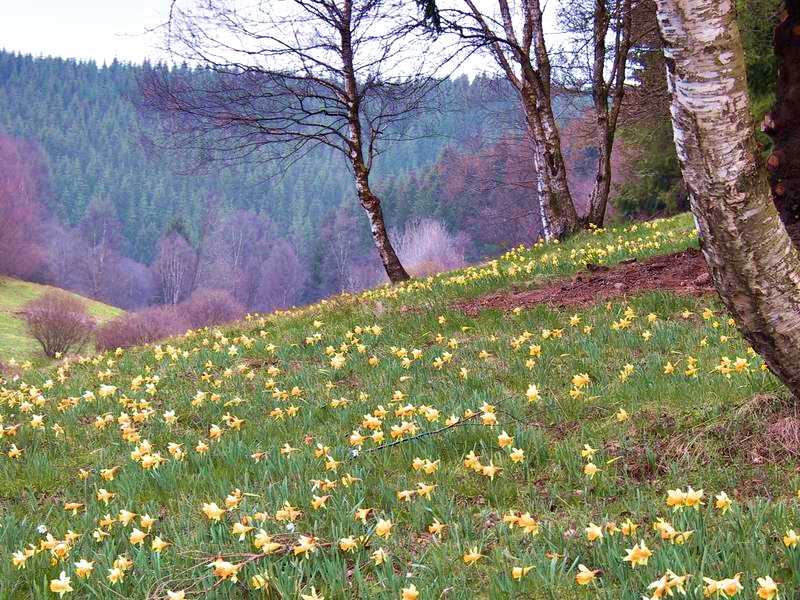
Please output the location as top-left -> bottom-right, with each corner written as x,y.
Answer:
181,289 -> 245,328
23,290 -> 94,358
395,219 -> 468,277
95,306 -> 189,352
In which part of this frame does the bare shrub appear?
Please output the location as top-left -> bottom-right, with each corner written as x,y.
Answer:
181,288 -> 245,328
95,306 -> 189,352
23,291 -> 94,358
395,219 -> 468,277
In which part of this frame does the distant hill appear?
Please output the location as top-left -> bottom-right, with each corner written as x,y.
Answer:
0,277 -> 124,362
0,52 -> 536,261
0,51 -> 591,310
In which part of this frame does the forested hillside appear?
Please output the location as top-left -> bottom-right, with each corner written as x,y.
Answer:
0,51 -> 595,310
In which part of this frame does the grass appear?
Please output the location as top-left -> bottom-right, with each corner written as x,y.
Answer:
0,277 -> 123,364
0,213 -> 796,599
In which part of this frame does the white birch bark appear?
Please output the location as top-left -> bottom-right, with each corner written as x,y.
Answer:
656,0 -> 800,397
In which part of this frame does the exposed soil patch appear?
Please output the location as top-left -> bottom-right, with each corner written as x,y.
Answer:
455,248 -> 717,316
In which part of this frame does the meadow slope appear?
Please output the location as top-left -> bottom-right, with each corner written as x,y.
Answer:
0,278 -> 123,364
0,214 -> 796,599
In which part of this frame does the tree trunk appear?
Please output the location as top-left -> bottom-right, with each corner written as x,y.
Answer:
538,103 -> 581,237
354,171 -> 410,283
340,0 -> 409,283
520,86 -> 580,240
766,2 -> 800,245
585,0 -> 632,227
655,0 -> 800,398
586,130 -> 613,226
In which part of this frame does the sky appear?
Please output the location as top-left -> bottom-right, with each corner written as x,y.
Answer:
0,1 -> 562,74
0,1 -> 170,65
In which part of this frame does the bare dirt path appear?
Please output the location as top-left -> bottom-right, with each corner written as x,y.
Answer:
455,248 -> 717,316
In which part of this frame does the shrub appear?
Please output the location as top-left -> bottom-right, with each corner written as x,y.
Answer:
22,290 -> 94,358
181,288 -> 245,328
95,306 -> 189,352
395,219 -> 468,277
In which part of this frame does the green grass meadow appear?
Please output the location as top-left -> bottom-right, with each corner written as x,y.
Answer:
0,214 -> 796,599
0,278 -> 123,365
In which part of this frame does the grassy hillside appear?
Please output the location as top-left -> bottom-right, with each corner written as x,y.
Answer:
0,277 -> 123,363
0,213 -> 795,599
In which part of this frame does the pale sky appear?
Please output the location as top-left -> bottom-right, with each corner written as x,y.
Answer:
0,1 -> 170,65
0,1 -> 562,74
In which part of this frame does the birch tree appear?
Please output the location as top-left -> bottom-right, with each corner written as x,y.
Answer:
440,0 -> 581,239
153,229 -> 198,306
655,0 -> 800,397
146,0 -> 439,282
558,0 -> 656,225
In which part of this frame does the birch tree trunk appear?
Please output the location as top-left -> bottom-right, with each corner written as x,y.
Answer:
340,0 -> 409,283
456,0 -> 580,241
655,0 -> 800,397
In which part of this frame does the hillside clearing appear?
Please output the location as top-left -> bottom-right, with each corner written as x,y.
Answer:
0,214 -> 797,600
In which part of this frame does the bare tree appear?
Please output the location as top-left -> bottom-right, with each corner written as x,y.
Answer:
23,291 -> 94,358
76,199 -> 126,300
145,0 -> 442,282
0,133 -> 47,278
153,229 -> 198,305
557,0 -> 656,225
439,0 -> 581,239
655,0 -> 800,397
257,238 -> 308,311
195,209 -> 275,307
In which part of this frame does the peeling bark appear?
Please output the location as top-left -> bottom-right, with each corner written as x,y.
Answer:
522,87 -> 580,239
656,0 -> 800,398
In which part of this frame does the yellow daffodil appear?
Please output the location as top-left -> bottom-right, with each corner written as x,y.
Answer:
300,586 -> 325,600
338,536 -> 357,552
497,430 -> 514,447
374,518 -> 393,538
685,486 -> 704,509
202,502 -> 225,521
585,522 -> 603,542
622,540 -> 653,568
107,567 -> 125,584
49,571 -> 73,597
210,558 -> 241,582
714,491 -> 732,514
129,528 -> 147,545
583,462 -> 600,478
756,575 -> 779,600
74,559 -> 94,578
575,564 -> 599,586
293,535 -> 317,557
462,546 -> 483,565
512,565 -> 533,580
372,547 -> 388,565
428,519 -> 446,535
784,529 -> 799,548
525,384 -> 541,402
401,583 -> 419,600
